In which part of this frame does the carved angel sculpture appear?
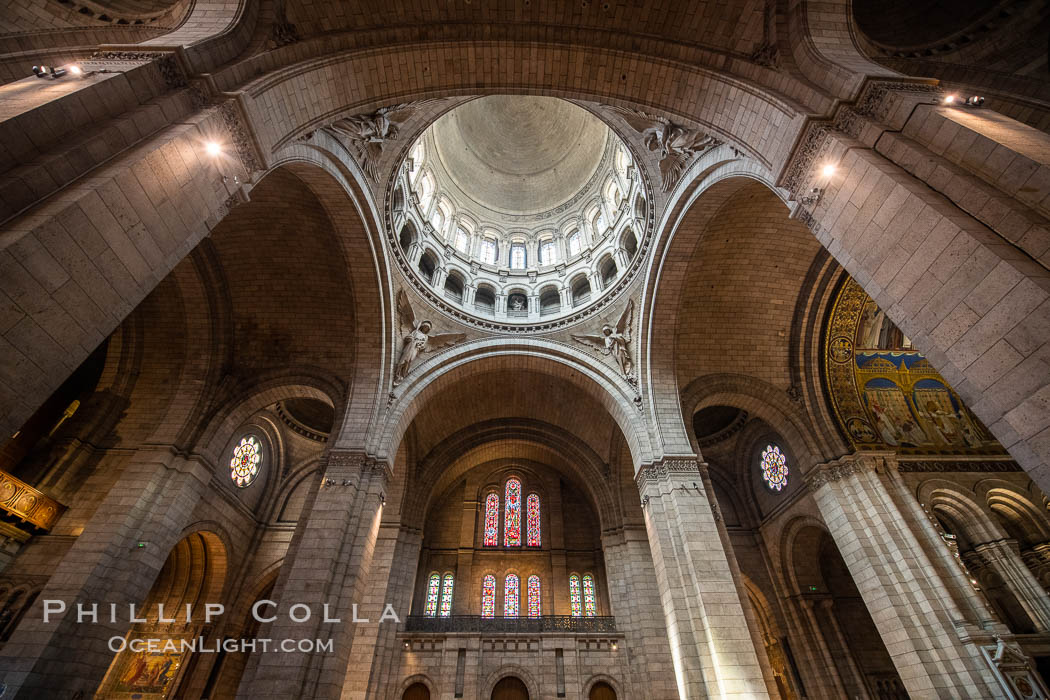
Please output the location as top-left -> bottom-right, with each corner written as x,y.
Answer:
613,109 -> 722,191
329,102 -> 434,181
393,290 -> 466,385
572,299 -> 635,382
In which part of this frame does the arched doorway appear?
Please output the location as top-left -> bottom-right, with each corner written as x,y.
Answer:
492,675 -> 529,700
403,682 -> 430,700
589,680 -> 617,699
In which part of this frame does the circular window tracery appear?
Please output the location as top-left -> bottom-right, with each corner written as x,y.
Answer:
230,435 -> 262,488
760,444 -> 788,492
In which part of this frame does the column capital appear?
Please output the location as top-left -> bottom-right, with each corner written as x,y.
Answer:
322,450 -> 393,488
805,450 -> 898,489
635,457 -> 705,493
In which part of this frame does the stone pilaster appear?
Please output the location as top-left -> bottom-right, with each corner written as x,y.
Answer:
236,450 -> 390,700
806,452 -> 1001,697
973,539 -> 1050,632
601,527 -> 676,699
636,458 -> 769,699
0,446 -> 212,699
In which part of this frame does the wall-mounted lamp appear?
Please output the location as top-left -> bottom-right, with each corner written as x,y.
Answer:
798,187 -> 823,206
32,65 -> 67,79
965,95 -> 985,108
205,141 -> 223,157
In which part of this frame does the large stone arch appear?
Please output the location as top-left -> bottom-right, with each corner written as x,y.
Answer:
374,338 -> 654,471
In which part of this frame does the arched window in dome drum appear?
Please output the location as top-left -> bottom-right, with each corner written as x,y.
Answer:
481,574 -> 496,618
527,575 -> 541,617
510,243 -> 526,270
423,573 -> 440,617
481,237 -> 498,264
568,230 -> 582,256
526,494 -> 540,546
455,227 -> 470,252
439,573 -> 454,617
569,574 -> 582,617
539,238 -> 555,265
504,479 -> 522,546
582,574 -> 597,616
483,493 -> 499,546
504,574 -> 519,617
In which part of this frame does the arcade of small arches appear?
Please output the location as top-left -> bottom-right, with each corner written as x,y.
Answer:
0,2 -> 1049,700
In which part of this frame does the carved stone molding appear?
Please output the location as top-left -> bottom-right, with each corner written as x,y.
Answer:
779,121 -> 833,198
853,80 -> 942,123
805,451 -> 895,489
897,459 -> 1021,473
89,50 -> 187,90
635,458 -> 703,492
219,101 -> 263,174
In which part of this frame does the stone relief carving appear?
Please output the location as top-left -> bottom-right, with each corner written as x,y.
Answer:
89,50 -> 186,90
572,299 -> 635,383
328,101 -> 439,182
610,108 -> 723,192
219,101 -> 263,174
750,42 -> 781,69
393,290 -> 466,385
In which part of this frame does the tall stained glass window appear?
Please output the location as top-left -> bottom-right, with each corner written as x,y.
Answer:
483,493 -> 499,546
526,494 -> 541,547
527,575 -> 541,618
504,574 -> 519,617
230,435 -> 261,488
439,573 -> 454,617
424,573 -> 440,617
582,574 -> 597,617
761,444 -> 789,492
568,231 -> 582,256
481,575 -> 496,618
504,479 -> 522,546
481,238 -> 498,264
569,574 -> 582,617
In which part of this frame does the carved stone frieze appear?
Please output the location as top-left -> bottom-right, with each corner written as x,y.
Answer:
635,458 -> 704,492
806,452 -> 894,489
853,80 -> 942,124
897,460 -> 1021,473
219,101 -> 263,174
779,121 -> 833,198
89,50 -> 187,90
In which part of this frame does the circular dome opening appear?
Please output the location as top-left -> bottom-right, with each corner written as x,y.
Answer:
388,96 -> 651,329
853,0 -> 999,49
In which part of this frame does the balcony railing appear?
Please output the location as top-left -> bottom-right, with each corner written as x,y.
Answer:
404,615 -> 616,634
0,470 -> 65,531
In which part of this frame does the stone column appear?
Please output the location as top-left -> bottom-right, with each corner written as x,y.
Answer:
236,450 -> 389,700
0,446 -> 212,698
973,539 -> 1050,631
637,458 -> 769,699
806,452 -> 1001,697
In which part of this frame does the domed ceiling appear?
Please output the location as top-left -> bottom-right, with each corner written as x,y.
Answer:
388,95 -> 652,330
432,96 -> 609,216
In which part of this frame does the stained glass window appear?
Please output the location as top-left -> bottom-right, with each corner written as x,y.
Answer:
527,575 -> 541,618
569,574 -> 582,617
481,574 -> 496,618
424,573 -> 440,617
582,574 -> 596,617
439,573 -> 454,617
483,493 -> 499,546
526,494 -> 541,547
504,574 -> 519,617
455,227 -> 469,252
760,444 -> 789,492
504,479 -> 521,546
230,435 -> 261,488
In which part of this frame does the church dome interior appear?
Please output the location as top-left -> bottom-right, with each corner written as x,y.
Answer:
1,2 -> 1049,699
392,96 -> 646,325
